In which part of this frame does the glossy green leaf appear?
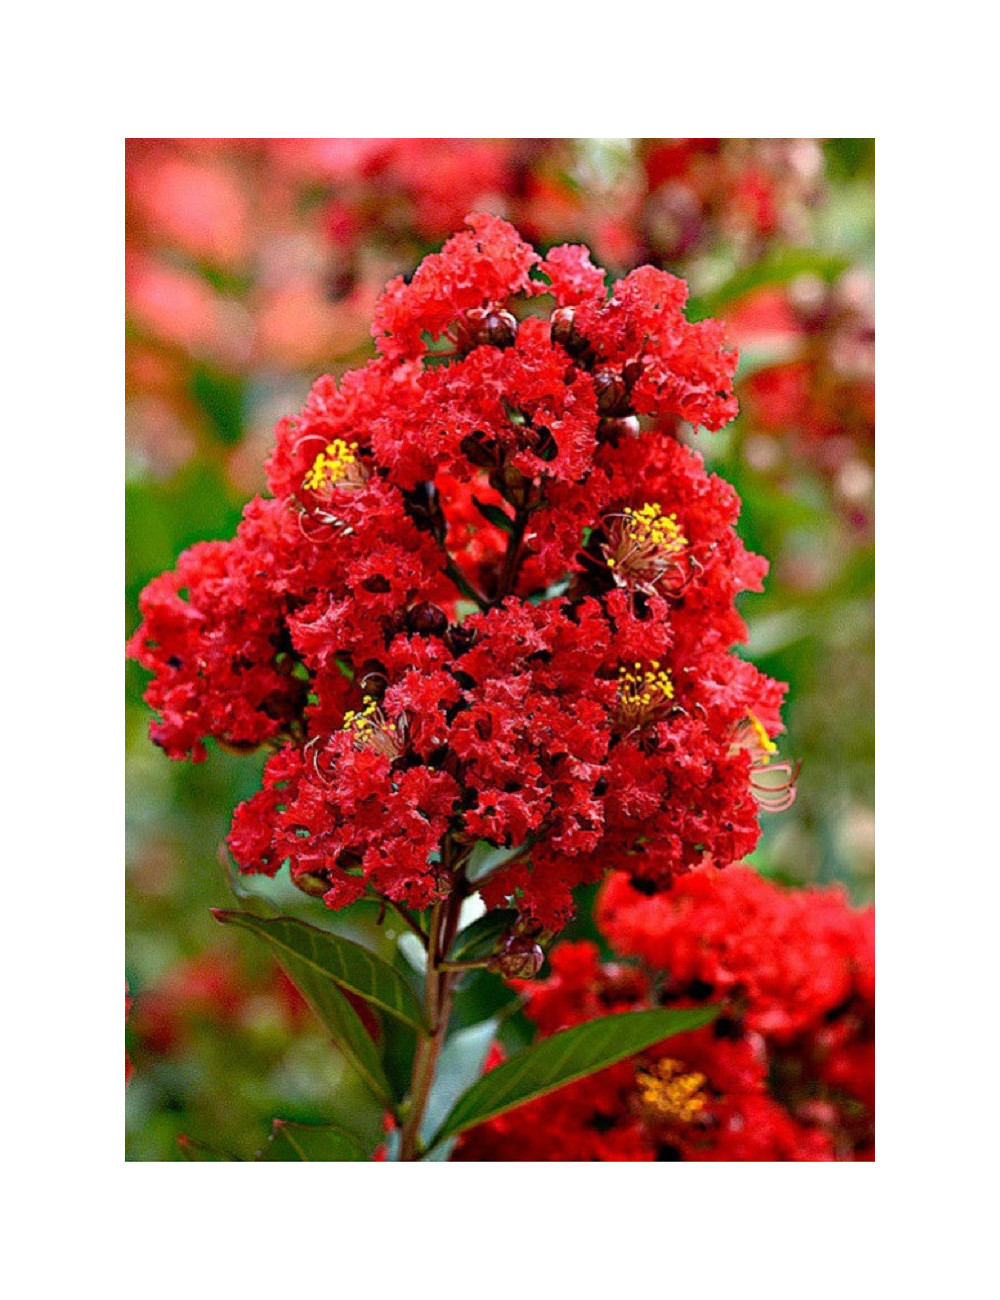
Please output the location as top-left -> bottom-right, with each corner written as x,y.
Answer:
447,908 -> 517,963
213,910 -> 427,1030
265,943 -> 394,1108
448,967 -> 521,1035
256,1120 -> 369,1162
428,1005 -> 718,1149
465,841 -> 529,884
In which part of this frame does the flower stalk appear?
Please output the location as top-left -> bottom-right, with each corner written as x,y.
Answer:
398,885 -> 466,1161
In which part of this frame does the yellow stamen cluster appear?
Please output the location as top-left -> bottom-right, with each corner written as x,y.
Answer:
636,1058 -> 708,1125
342,696 -> 401,759
620,502 -> 687,553
616,661 -> 675,731
343,696 -> 379,734
303,439 -> 359,493
604,502 -> 689,595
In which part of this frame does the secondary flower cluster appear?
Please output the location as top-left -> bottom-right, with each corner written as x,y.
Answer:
128,214 -> 793,931
728,276 -> 875,528
458,867 -> 874,1161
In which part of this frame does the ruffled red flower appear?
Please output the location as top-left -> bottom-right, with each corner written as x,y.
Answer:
458,868 -> 873,1161
129,215 -> 791,931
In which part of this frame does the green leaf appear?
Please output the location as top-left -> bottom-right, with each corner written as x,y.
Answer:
689,249 -> 849,319
265,943 -> 394,1108
212,910 -> 428,1030
447,908 -> 516,963
256,1120 -> 369,1162
427,1006 -> 718,1149
473,497 -> 515,534
381,1014 -> 418,1105
465,841 -> 529,884
448,967 -> 521,1034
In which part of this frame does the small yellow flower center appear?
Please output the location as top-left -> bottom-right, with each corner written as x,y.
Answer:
604,502 -> 689,594
621,502 -> 687,553
303,439 -> 359,493
636,1058 -> 708,1125
343,695 -> 379,734
616,661 -> 675,732
342,696 -> 403,759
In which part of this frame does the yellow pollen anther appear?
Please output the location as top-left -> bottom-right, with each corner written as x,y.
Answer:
748,713 -> 777,762
622,502 -> 688,551
342,696 -> 403,759
603,502 -> 689,595
616,663 -> 675,732
635,1058 -> 708,1125
303,439 -> 359,493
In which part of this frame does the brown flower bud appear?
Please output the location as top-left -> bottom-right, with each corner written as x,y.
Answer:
444,623 -> 478,656
358,663 -> 389,700
622,357 -> 645,389
483,310 -> 518,349
597,415 -> 640,444
593,367 -> 631,417
550,306 -> 590,357
406,602 -> 448,636
490,935 -> 545,979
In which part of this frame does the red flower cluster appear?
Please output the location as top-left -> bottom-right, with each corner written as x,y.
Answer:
313,139 -> 826,289
129,214 -> 792,930
727,276 -> 875,521
458,867 -> 874,1161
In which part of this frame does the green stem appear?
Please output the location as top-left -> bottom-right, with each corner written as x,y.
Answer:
398,889 -> 464,1161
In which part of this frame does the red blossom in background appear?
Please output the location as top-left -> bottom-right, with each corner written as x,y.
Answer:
128,214 -> 794,933
457,867 -> 873,1161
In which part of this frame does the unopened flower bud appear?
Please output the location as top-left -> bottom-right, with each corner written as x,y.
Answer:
593,367 -> 631,417
622,357 -> 645,389
483,310 -> 517,349
407,602 -> 448,636
455,307 -> 518,353
358,665 -> 389,700
550,307 -> 590,357
444,624 -> 478,656
490,935 -> 545,979
597,415 -> 640,444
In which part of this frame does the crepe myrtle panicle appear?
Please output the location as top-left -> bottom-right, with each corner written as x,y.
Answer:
128,213 -> 795,933
456,868 -> 874,1162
